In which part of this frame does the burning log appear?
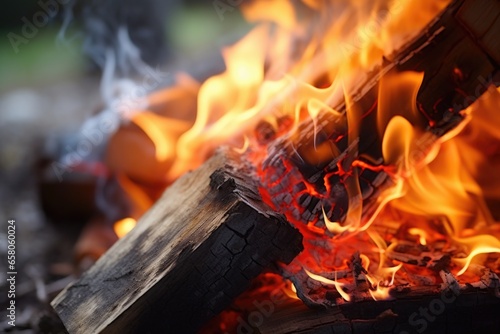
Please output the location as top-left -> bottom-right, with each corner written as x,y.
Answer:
51,149 -> 303,334
260,0 -> 500,229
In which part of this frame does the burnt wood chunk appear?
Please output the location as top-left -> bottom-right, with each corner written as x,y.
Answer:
51,150 -> 303,334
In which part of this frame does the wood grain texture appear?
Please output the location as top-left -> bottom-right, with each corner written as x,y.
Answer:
51,150 -> 303,334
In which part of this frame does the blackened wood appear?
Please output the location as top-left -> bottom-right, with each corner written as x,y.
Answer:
259,289 -> 500,334
51,150 -> 303,334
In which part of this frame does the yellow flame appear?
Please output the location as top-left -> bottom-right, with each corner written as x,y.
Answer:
132,112 -> 173,162
368,285 -> 392,301
322,206 -> 349,234
359,253 -> 371,272
454,234 -> 500,276
382,86 -> 500,276
305,269 -> 351,302
387,263 -> 403,286
113,218 -> 137,238
105,0 -> 453,186
233,135 -> 250,154
366,228 -> 403,300
409,228 -> 428,246
284,283 -> 301,300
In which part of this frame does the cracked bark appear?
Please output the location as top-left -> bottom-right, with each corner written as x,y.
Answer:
51,149 -> 303,334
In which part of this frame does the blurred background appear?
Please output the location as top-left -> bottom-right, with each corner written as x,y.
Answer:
0,1 -> 251,332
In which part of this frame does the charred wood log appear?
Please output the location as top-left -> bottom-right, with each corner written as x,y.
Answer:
221,260 -> 499,333
258,289 -> 500,334
259,0 -> 500,230
51,149 -> 303,334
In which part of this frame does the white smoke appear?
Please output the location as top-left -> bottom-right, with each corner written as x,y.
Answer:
53,0 -> 171,220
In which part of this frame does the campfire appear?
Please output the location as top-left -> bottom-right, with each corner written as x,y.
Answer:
50,0 -> 500,333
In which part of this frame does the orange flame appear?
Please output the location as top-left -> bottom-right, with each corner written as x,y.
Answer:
408,228 -> 428,246
105,0 -> 500,307
113,218 -> 137,238
382,85 -> 500,276
305,269 -> 351,302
